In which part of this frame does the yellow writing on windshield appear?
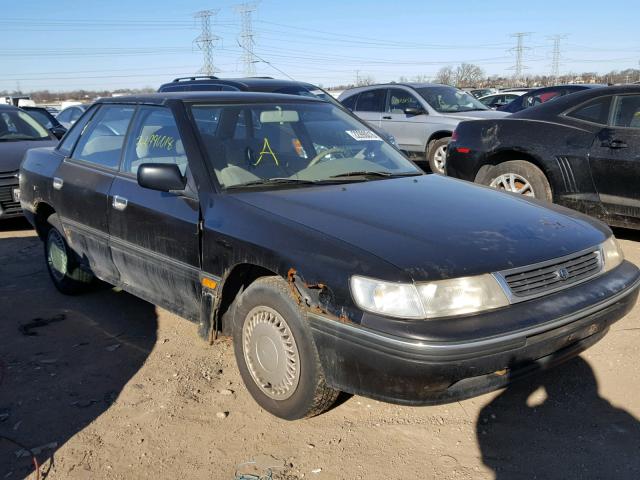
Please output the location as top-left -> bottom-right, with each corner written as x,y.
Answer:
137,134 -> 175,151
254,137 -> 279,166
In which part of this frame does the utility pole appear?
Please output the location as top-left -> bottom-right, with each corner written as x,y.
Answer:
235,2 -> 259,77
548,34 -> 567,83
509,32 -> 531,85
194,9 -> 220,76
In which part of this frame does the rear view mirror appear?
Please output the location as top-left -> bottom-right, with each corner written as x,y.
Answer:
50,126 -> 66,140
137,163 -> 186,192
260,109 -> 300,123
404,107 -> 425,116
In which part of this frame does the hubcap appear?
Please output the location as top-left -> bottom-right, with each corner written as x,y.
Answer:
432,145 -> 447,173
489,173 -> 536,197
47,229 -> 68,281
242,306 -> 300,400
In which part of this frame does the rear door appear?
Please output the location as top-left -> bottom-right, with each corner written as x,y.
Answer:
381,88 -> 428,153
588,94 -> 640,219
107,105 -> 202,321
351,88 -> 385,128
52,104 -> 135,283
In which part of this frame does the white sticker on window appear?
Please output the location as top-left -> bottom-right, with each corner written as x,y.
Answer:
346,129 -> 381,141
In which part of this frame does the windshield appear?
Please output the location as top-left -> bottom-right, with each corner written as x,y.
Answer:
416,86 -> 489,113
191,102 -> 421,189
0,109 -> 50,141
24,109 -> 54,129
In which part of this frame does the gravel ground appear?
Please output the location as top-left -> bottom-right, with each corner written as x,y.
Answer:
1,217 -> 639,480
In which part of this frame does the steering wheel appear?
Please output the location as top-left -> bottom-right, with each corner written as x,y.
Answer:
307,147 -> 348,167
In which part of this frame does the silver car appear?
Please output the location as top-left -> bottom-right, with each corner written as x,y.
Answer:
338,83 -> 508,173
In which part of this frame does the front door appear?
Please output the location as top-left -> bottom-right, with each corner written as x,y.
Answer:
52,104 -> 135,283
588,94 -> 640,221
381,88 -> 428,153
108,105 -> 202,321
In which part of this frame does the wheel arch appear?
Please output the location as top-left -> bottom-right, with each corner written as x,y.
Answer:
426,130 -> 453,150
33,202 -> 57,240
479,150 -> 553,187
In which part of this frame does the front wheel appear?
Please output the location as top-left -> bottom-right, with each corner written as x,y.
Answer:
427,137 -> 450,174
479,160 -> 552,202
232,276 -> 339,420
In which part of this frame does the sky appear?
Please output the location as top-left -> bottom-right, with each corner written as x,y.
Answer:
1,0 -> 639,92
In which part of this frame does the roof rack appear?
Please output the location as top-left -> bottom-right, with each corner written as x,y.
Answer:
171,75 -> 219,82
249,76 -> 274,79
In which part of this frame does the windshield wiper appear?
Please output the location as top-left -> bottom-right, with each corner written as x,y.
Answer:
327,171 -> 422,180
225,177 -> 319,189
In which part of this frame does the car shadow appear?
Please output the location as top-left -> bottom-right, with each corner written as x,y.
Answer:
612,226 -> 640,243
0,231 -> 157,478
476,356 -> 640,480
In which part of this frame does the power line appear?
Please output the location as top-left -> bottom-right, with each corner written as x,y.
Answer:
235,2 -> 259,76
509,32 -> 532,83
193,10 -> 221,76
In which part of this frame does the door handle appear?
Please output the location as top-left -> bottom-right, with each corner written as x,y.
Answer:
382,116 -> 392,119
112,195 -> 128,211
52,177 -> 63,190
602,139 -> 628,149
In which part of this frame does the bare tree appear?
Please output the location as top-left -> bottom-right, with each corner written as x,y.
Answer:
434,66 -> 455,86
356,75 -> 376,86
454,63 -> 485,87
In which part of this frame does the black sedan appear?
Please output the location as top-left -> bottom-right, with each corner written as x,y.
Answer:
19,92 -> 639,419
0,104 -> 58,220
447,85 -> 640,230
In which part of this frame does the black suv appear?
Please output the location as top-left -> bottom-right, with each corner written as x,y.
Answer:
19,92 -> 639,419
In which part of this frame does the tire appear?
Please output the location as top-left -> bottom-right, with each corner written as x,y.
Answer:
232,276 -> 339,420
427,137 -> 450,174
479,160 -> 552,202
44,214 -> 94,295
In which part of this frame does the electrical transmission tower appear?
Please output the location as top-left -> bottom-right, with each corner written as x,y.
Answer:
509,32 -> 531,84
235,2 -> 259,77
548,34 -> 567,82
194,9 -> 220,76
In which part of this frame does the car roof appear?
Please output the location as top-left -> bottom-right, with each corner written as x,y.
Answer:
511,84 -> 640,119
158,77 -> 318,91
0,104 -> 19,111
97,91 -> 325,105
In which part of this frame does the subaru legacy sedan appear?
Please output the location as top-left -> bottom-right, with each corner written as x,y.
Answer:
19,92 -> 639,420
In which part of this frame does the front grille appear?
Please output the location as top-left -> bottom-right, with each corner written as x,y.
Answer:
0,184 -> 21,216
500,249 -> 602,299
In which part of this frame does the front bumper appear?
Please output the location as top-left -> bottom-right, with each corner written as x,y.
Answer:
309,261 -> 640,405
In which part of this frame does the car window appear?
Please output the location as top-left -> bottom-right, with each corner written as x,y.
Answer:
387,89 -> 422,113
58,106 -> 96,155
122,106 -> 188,175
57,108 -> 72,123
25,109 -> 53,129
340,94 -> 358,111
416,86 -> 488,113
70,108 -> 82,122
525,90 -> 561,108
566,96 -> 612,125
0,109 -> 51,141
354,89 -> 386,112
612,95 -> 640,128
191,101 -> 421,189
71,104 -> 135,170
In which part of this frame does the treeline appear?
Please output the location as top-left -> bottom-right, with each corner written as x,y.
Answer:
1,87 -> 156,103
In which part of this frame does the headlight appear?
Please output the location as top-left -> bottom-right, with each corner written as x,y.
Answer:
601,235 -> 624,273
350,274 -> 509,319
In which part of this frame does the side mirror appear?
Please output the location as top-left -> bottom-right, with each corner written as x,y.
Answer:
50,126 -> 66,140
137,163 -> 186,192
403,107 -> 425,116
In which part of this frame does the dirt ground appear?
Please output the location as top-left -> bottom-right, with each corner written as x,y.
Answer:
1,217 -> 639,480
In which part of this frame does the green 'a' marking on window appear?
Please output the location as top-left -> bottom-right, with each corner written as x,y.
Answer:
254,137 -> 279,166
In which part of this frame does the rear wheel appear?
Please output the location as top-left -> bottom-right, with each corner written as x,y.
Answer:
44,214 -> 94,295
232,276 -> 339,420
427,137 -> 450,174
479,160 -> 552,202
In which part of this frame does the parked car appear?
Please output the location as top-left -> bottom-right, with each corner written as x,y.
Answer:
338,83 -> 508,173
447,85 -> 640,229
469,88 -> 498,99
21,106 -> 67,139
20,92 -> 639,420
478,92 -> 526,109
497,85 -> 604,113
0,104 -> 58,220
159,76 -> 398,146
56,104 -> 88,128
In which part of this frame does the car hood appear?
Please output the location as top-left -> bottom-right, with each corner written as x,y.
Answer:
230,175 -> 609,282
0,139 -> 58,173
441,110 -> 510,121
